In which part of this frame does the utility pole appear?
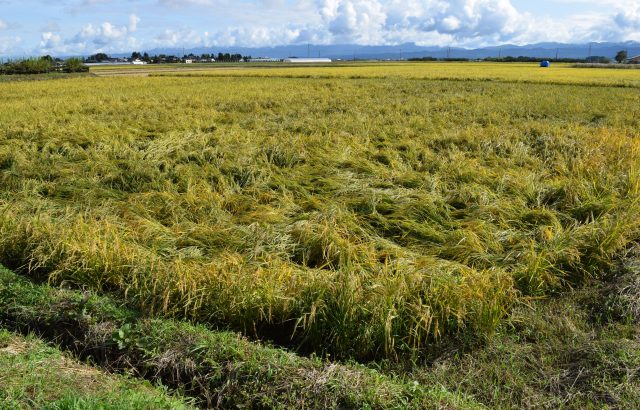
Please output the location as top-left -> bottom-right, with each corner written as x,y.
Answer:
498,47 -> 502,59
307,43 -> 310,58
588,43 -> 592,59
446,46 -> 451,59
399,48 -> 402,60
555,48 -> 559,61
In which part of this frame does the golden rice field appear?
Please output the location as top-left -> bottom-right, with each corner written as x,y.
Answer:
1,62 -> 640,361
149,61 -> 640,87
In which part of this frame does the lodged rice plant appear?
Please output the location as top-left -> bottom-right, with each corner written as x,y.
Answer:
1,66 -> 640,359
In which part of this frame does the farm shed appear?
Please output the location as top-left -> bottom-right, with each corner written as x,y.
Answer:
284,58 -> 332,63
247,57 -> 282,62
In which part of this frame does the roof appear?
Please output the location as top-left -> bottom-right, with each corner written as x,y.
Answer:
284,58 -> 332,63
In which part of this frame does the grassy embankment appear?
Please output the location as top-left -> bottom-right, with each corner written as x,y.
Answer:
0,269 -> 195,410
0,329 -> 194,409
0,265 -> 479,409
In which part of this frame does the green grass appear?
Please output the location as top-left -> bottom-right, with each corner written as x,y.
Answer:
0,72 -> 94,83
0,329 -> 193,409
405,269 -> 640,408
0,68 -> 639,360
0,265 -> 482,409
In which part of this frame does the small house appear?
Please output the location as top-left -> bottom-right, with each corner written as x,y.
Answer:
627,55 -> 640,64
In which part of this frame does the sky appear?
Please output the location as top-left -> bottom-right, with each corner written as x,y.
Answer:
0,0 -> 639,56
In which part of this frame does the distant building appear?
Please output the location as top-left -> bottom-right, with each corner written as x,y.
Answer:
283,58 -> 332,63
247,57 -> 282,62
627,55 -> 640,64
132,59 -> 147,65
184,59 -> 193,64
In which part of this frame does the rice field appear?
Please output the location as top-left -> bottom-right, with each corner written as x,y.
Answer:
151,61 -> 640,87
1,63 -> 640,363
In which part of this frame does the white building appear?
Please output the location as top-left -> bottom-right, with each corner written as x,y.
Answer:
247,57 -> 282,62
283,58 -> 332,63
131,59 -> 147,65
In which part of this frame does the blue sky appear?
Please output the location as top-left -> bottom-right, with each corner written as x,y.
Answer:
0,0 -> 639,56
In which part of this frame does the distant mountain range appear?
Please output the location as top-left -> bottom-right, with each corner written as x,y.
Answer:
110,41 -> 640,60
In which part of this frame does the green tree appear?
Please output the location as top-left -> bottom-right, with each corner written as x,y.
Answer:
615,50 -> 628,63
63,58 -> 89,73
91,53 -> 109,62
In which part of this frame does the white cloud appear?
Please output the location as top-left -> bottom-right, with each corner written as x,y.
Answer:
0,35 -> 21,55
309,0 -> 531,46
39,32 -> 61,50
313,0 -> 640,46
0,19 -> 8,31
151,24 -> 316,48
37,16 -> 140,54
128,14 -> 140,32
21,0 -> 640,55
99,22 -> 128,41
321,0 -> 386,43
615,4 -> 640,29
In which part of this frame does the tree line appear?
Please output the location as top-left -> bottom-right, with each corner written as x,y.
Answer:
86,52 -> 254,64
410,50 -> 634,64
0,56 -> 88,75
